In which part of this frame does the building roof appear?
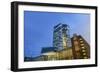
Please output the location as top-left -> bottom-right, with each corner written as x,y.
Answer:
41,47 -> 58,53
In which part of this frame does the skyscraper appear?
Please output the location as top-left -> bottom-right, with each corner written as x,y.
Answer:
53,23 -> 72,51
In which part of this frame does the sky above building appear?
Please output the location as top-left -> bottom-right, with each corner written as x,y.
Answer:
24,11 -> 90,58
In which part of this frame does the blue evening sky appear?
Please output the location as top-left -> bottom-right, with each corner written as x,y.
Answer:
24,11 -> 90,57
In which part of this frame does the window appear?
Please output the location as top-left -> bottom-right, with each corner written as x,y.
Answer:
79,38 -> 82,40
81,47 -> 85,49
84,57 -> 88,59
80,40 -> 83,43
83,53 -> 86,55
80,44 -> 84,46
82,50 -> 85,52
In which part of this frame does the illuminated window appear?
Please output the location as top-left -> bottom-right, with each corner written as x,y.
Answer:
83,53 -> 86,55
79,38 -> 82,40
82,50 -> 85,52
84,57 -> 87,59
80,41 -> 83,43
80,44 -> 84,46
81,47 -> 85,49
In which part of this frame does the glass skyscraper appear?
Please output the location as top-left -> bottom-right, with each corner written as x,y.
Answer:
53,23 -> 72,51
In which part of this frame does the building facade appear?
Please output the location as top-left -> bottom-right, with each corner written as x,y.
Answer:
40,48 -> 73,61
71,34 -> 90,59
53,23 -> 72,50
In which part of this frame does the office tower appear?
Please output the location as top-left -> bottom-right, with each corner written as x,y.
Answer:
53,23 -> 72,50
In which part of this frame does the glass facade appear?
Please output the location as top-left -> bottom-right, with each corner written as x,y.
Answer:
53,23 -> 72,51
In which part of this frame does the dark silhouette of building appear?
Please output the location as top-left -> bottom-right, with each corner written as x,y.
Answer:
71,34 -> 90,59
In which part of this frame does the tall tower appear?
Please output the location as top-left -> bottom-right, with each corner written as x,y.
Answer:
53,23 -> 71,51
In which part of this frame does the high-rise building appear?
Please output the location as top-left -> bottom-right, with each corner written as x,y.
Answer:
53,23 -> 72,51
71,34 -> 90,59
38,23 -> 73,61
